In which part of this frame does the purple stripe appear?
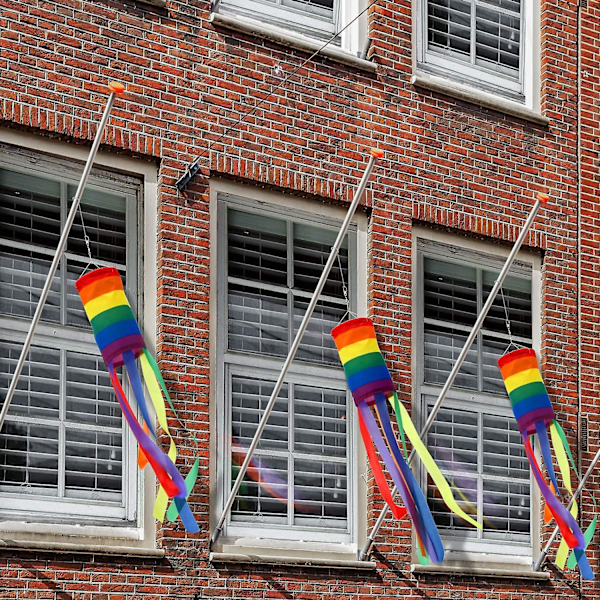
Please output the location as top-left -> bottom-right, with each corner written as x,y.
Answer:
101,334 -> 145,366
517,407 -> 555,435
352,379 -> 396,404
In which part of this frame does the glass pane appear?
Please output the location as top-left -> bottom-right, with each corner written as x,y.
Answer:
482,336 -> 511,393
482,413 -> 529,479
428,474 -> 478,531
482,272 -> 531,339
293,298 -> 345,365
294,459 -> 347,524
67,187 -> 127,264
0,169 -> 61,249
228,209 -> 288,286
64,428 -> 122,497
228,284 -> 288,356
482,479 -> 530,539
65,351 -> 122,428
294,385 -> 346,457
231,452 -> 289,520
0,341 -> 60,420
293,223 -> 348,299
231,376 -> 288,451
428,0 -> 472,57
424,257 -> 477,327
0,248 -> 61,323
0,421 -> 59,492
424,324 -> 478,389
475,7 -> 520,72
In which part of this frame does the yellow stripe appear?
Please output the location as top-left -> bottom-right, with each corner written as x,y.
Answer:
338,338 -> 380,364
503,368 -> 543,394
84,290 -> 130,321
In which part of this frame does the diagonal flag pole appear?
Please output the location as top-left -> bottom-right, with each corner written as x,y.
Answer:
357,192 -> 548,561
210,148 -> 384,551
0,81 -> 125,433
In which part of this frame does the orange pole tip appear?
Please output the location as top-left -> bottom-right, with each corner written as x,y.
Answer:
370,148 -> 384,158
536,192 -> 549,203
108,81 -> 125,95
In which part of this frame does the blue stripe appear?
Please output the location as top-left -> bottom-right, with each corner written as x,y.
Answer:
347,365 -> 392,392
512,393 -> 552,421
96,319 -> 142,351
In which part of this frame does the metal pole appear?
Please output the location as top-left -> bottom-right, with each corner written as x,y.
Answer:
0,81 -> 125,433
533,447 -> 600,572
358,192 -> 547,561
210,148 -> 384,550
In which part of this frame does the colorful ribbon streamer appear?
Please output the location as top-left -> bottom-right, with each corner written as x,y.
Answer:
498,348 -> 593,579
332,318 -> 481,564
76,267 -> 199,534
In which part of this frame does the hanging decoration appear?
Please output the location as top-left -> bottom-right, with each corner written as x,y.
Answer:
332,317 -> 481,564
75,267 -> 199,534
498,348 -> 594,580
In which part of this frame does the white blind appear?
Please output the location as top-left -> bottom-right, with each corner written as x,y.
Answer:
0,161 -> 133,513
428,0 -> 521,77
224,205 -> 352,533
420,247 -> 532,545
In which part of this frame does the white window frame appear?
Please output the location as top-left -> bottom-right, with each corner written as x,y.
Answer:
218,0 -> 366,55
412,226 -> 542,569
0,128 -> 159,551
209,178 -> 368,559
415,0 -> 539,106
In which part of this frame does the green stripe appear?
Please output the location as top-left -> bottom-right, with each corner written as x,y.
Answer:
343,352 -> 385,378
90,304 -> 136,336
508,381 -> 547,406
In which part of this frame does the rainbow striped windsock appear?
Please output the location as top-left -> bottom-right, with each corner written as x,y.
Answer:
76,267 -> 199,534
498,348 -> 593,579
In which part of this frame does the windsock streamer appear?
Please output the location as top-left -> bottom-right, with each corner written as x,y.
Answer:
76,267 -> 199,534
498,348 -> 594,579
332,318 -> 481,564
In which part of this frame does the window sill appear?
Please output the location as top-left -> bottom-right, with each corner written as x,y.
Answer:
412,564 -> 550,580
209,12 -> 377,73
0,538 -> 165,558
412,72 -> 549,126
210,552 -> 377,569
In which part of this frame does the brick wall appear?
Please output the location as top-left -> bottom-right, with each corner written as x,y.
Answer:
1,0 -> 598,597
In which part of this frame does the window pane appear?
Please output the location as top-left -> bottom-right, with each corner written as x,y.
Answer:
67,188 -> 127,264
293,223 -> 348,299
0,169 -> 61,249
482,272 -> 531,338
0,340 -> 60,420
294,459 -> 347,524
231,376 -> 289,451
424,324 -> 478,389
475,7 -> 520,73
482,335 -> 509,393
0,421 -> 59,492
65,351 -> 122,428
64,428 -> 122,498
294,385 -> 346,457
228,284 -> 288,356
424,257 -> 477,327
482,413 -> 528,479
294,298 -> 345,365
228,209 -> 288,286
428,0 -> 472,57
483,479 -> 530,539
0,249 -> 61,323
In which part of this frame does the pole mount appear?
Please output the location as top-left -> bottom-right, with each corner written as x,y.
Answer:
108,81 -> 125,95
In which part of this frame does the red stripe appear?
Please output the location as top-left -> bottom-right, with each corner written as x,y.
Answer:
331,317 -> 373,339
497,347 -> 535,369
75,266 -> 120,292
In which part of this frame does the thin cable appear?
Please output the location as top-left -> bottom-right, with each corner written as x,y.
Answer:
177,0 -> 380,190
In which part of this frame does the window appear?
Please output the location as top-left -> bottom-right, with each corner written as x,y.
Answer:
219,0 -> 341,43
0,143 -> 142,526
417,0 -> 536,102
215,190 -> 360,546
415,233 -> 539,561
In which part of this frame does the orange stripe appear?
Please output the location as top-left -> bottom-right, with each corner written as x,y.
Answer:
78,275 -> 124,306
333,325 -> 376,350
499,355 -> 539,380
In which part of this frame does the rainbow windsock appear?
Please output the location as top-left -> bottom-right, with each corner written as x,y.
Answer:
76,267 -> 199,534
498,348 -> 594,579
332,318 -> 481,565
